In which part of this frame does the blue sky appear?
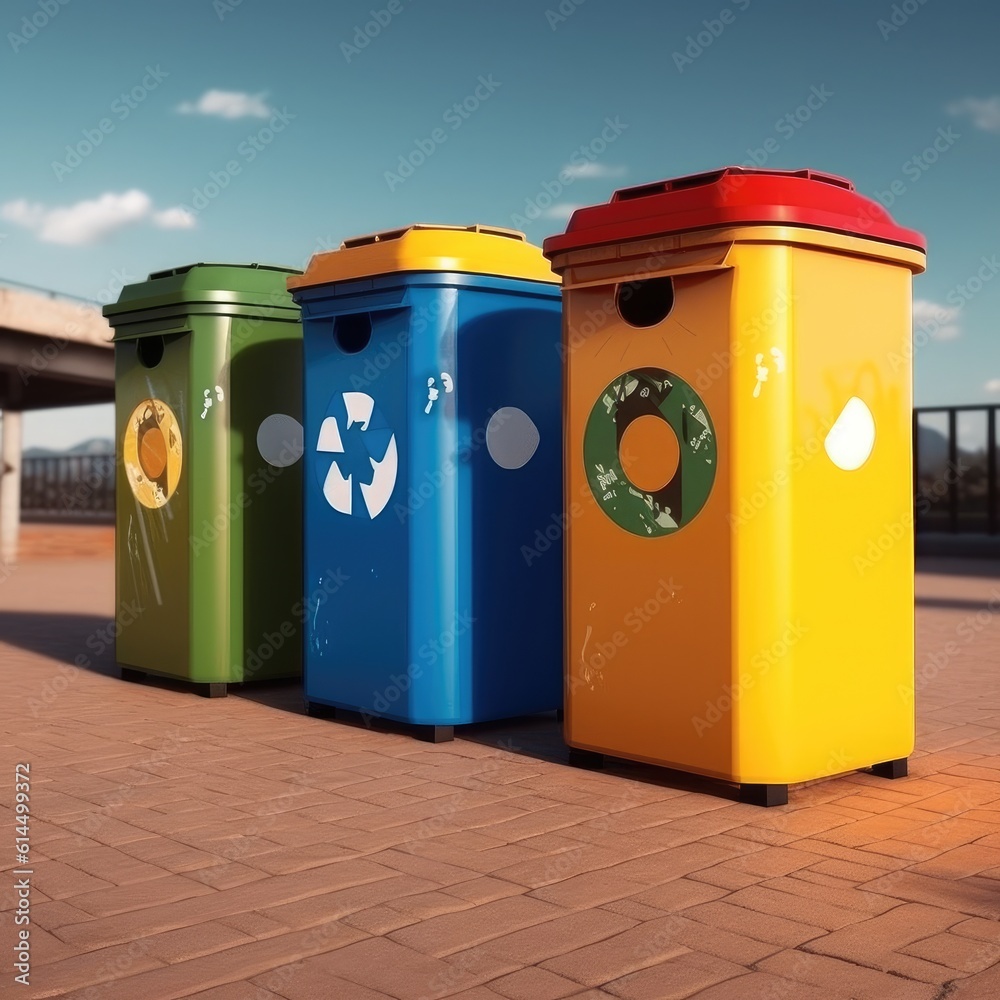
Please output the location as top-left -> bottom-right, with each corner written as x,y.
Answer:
2,0 -> 998,449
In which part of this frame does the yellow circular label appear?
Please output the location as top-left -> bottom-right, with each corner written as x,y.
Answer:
123,398 -> 183,508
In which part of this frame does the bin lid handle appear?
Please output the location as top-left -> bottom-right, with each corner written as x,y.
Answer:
612,167 -> 856,202
340,223 -> 527,249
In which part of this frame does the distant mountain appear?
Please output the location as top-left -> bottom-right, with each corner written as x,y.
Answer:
917,423 -> 949,470
24,437 -> 114,458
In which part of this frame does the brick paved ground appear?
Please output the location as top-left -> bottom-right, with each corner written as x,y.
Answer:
2,547 -> 1000,998
16,524 -> 115,561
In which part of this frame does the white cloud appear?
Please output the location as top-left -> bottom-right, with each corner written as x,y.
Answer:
542,203 -> 584,220
1,190 -> 196,245
1,199 -> 46,231
913,299 -> 961,341
947,96 -> 1000,132
985,379 -> 1000,394
562,162 -> 627,181
27,190 -> 150,245
177,89 -> 271,119
152,206 -> 196,230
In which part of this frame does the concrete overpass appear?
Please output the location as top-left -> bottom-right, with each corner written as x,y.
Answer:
0,281 -> 113,563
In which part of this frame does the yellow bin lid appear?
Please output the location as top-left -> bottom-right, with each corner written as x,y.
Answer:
288,224 -> 559,290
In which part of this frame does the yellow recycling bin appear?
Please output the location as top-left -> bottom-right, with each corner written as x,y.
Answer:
543,167 -> 927,805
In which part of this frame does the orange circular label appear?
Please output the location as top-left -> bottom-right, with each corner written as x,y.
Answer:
619,414 -> 681,493
123,399 -> 182,509
139,426 -> 168,480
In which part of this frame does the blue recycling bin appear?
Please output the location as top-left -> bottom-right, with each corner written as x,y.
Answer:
288,225 -> 564,741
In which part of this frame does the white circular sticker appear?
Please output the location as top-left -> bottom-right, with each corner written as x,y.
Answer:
825,396 -> 876,471
257,413 -> 304,468
486,407 -> 540,470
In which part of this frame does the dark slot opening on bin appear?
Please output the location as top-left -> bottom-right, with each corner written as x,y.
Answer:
615,182 -> 669,202
615,170 -> 726,201
668,170 -> 726,191
342,229 -> 408,249
136,335 -> 165,369
617,277 -> 675,328
803,170 -> 854,190
334,313 -> 373,354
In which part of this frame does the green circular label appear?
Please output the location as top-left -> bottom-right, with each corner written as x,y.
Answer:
584,367 -> 716,537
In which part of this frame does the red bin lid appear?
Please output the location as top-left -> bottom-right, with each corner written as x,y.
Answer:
542,166 -> 926,257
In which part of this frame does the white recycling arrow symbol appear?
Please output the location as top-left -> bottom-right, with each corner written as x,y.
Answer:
316,393 -> 397,519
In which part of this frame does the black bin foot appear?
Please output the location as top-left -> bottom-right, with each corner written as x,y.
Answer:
870,758 -> 908,780
199,683 -> 228,698
568,748 -> 605,770
739,783 -> 788,807
306,701 -> 337,719
420,725 -> 454,743
121,668 -> 145,684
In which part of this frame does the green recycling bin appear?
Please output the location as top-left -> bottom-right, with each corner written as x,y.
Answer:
104,263 -> 304,696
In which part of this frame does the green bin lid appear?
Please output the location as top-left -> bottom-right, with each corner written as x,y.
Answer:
103,262 -> 302,332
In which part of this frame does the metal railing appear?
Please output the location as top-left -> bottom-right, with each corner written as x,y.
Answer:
20,453 -> 115,522
0,275 -> 100,305
914,405 -> 998,535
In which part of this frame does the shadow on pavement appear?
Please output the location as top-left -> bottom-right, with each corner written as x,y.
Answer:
0,611 -> 119,676
288,702 -> 745,803
916,595 -> 1000,611
230,679 -> 305,714
459,713 -> 744,801
0,607 -> 881,806
917,556 -> 1000,579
